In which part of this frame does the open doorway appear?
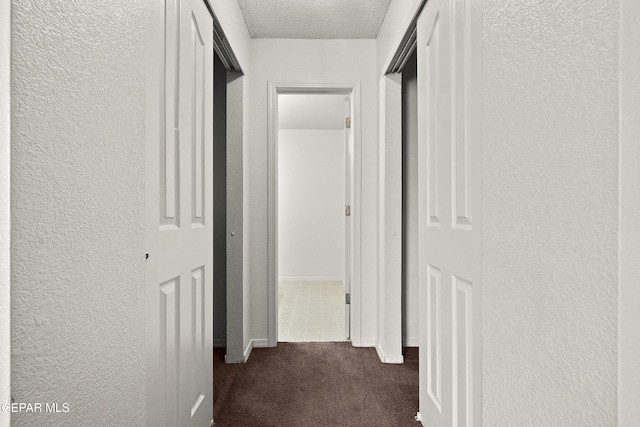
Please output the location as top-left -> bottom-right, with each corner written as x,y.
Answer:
213,51 -> 228,349
402,49 -> 419,350
277,93 -> 350,343
267,84 -> 361,347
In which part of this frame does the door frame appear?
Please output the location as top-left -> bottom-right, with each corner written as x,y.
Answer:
267,82 -> 363,347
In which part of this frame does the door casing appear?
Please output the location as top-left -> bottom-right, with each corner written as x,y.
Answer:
267,82 -> 362,347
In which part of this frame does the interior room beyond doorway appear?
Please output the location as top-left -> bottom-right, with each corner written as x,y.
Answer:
277,93 -> 349,343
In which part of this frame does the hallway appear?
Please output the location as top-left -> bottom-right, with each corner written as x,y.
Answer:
2,0 -> 640,426
213,344 -> 418,426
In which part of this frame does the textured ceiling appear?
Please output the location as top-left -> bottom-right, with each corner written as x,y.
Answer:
237,0 -> 392,39
279,94 -> 347,130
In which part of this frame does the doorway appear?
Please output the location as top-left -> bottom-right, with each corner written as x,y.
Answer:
267,83 -> 361,347
277,94 -> 349,342
402,49 -> 419,350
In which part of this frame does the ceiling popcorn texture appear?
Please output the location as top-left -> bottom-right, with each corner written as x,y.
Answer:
237,0 -> 392,39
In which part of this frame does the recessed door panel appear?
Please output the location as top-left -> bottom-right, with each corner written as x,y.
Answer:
190,267 -> 206,416
453,276 -> 473,427
426,15 -> 440,227
427,265 -> 442,411
160,278 -> 179,427
191,15 -> 205,226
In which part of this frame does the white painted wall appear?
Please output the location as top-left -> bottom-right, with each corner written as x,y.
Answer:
401,51 -> 418,348
11,0 -> 146,425
278,129 -> 345,282
278,94 -> 346,130
482,1 -> 619,424
620,0 -> 640,424
0,1 -> 10,425
249,39 -> 378,346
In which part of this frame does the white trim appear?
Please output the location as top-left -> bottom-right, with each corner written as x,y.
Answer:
358,338 -> 376,347
242,339 -> 269,363
381,0 -> 428,75
403,339 -> 419,348
375,342 -> 405,364
0,0 -> 10,424
386,355 -> 405,364
267,82 -> 363,348
252,339 -> 269,348
375,342 -> 385,362
278,277 -> 344,283
242,340 -> 253,362
378,74 -> 404,365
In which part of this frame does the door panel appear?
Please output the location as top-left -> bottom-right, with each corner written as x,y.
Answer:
417,0 -> 481,426
148,0 -> 214,426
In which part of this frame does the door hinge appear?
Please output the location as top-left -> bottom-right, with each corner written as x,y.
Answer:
345,293 -> 351,304
345,205 -> 351,216
345,117 -> 351,128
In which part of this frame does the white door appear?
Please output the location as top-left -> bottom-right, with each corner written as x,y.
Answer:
417,0 -> 482,426
146,0 -> 214,425
344,95 -> 352,339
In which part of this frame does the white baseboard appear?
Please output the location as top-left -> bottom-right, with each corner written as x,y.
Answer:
213,338 -> 226,348
242,338 -> 270,363
278,277 -> 344,283
242,340 -> 252,362
375,342 -> 385,363
385,355 -> 405,364
358,338 -> 376,347
403,338 -> 419,347
375,342 -> 405,364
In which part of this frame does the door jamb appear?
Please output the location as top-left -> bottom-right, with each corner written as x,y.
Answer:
267,82 -> 363,347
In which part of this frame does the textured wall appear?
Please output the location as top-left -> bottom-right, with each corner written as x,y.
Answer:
249,39 -> 378,346
482,1 -> 618,425
11,1 -> 146,425
0,1 -> 10,425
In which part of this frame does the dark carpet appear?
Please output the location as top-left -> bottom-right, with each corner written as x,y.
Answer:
213,343 -> 419,427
